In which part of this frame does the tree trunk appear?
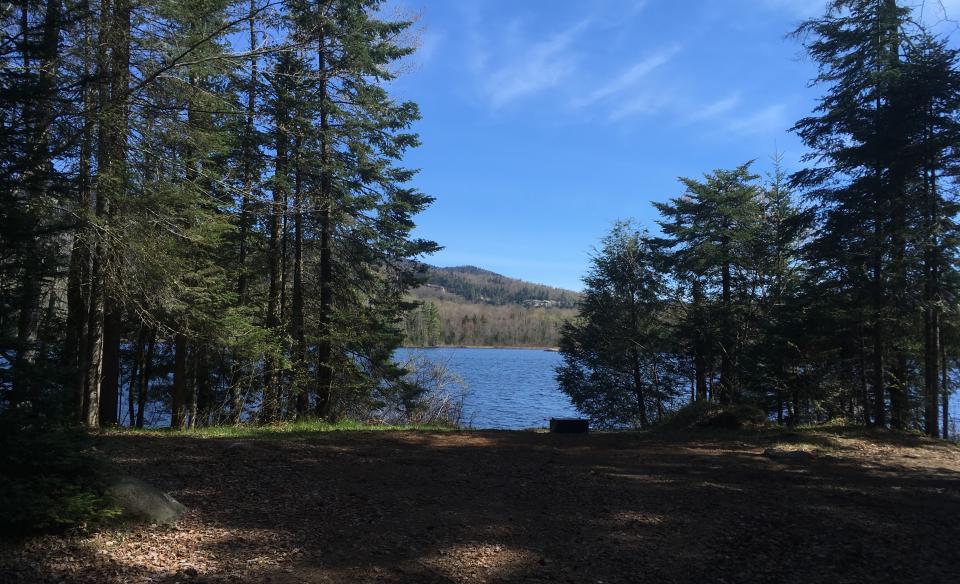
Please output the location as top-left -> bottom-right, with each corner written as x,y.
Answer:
136,329 -> 155,429
890,355 -> 907,430
96,0 -> 130,427
291,137 -> 308,416
925,309 -> 941,437
872,237 -> 886,428
187,346 -> 198,429
83,5 -> 110,425
99,305 -> 121,426
264,64 -> 289,422
923,117 -> 942,437
315,24 -> 334,419
692,278 -> 708,401
127,324 -> 145,426
195,346 -> 211,427
69,101 -> 93,420
236,0 -> 258,306
719,259 -> 733,404
941,326 -> 949,440
12,0 -> 61,408
628,287 -> 648,428
82,258 -> 105,428
630,347 -> 648,428
171,333 -> 187,429
857,322 -> 872,424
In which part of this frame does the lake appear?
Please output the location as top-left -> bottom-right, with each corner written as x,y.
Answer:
396,347 -> 580,429
118,346 -> 960,435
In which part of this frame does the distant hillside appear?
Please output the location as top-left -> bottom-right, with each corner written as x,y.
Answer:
403,266 -> 580,348
416,266 -> 579,309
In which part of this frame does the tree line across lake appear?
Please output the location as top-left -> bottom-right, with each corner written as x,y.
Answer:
403,300 -> 574,348
402,266 -> 578,347
559,1 -> 960,436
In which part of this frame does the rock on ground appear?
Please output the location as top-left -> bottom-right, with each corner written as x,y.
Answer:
108,476 -> 186,525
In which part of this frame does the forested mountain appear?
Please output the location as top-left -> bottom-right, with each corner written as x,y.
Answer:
403,266 -> 579,347
418,266 -> 579,308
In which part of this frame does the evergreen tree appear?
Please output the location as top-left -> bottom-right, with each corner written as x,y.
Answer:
557,222 -> 677,428
793,0 -> 960,433
285,0 -> 437,419
653,163 -> 762,404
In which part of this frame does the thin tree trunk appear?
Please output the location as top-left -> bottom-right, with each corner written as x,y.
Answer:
692,278 -> 708,401
97,0 -> 130,427
890,356 -> 907,430
719,258 -> 733,404
264,61 -> 288,422
872,234 -> 886,428
630,348 -> 648,428
82,257 -> 104,428
858,327 -> 872,425
81,0 -> 113,427
941,330 -> 949,440
315,24 -> 334,419
195,345 -> 211,427
127,323 -> 145,426
628,287 -> 648,428
926,310 -> 940,437
13,0 -> 60,408
292,136 -> 307,416
68,38 -> 94,420
99,305 -> 121,426
171,333 -> 187,429
236,0 -> 257,306
924,117 -> 941,437
187,346 -> 198,429
136,329 -> 155,429
868,1 -> 899,428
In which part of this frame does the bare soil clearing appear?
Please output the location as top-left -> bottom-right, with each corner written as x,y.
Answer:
3,428 -> 959,583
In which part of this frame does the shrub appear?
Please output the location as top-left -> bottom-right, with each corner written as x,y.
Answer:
0,410 -> 118,535
661,401 -> 767,431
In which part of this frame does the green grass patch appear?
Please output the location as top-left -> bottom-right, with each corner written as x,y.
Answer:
105,419 -> 457,439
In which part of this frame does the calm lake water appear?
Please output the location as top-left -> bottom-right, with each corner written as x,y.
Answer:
117,345 -> 959,435
396,347 -> 580,429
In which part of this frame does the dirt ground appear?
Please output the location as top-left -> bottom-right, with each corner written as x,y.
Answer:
2,428 -> 959,583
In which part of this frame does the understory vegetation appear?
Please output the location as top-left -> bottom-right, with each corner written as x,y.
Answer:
0,411 -> 118,535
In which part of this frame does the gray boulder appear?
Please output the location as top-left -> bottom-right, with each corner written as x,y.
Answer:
108,477 -> 186,525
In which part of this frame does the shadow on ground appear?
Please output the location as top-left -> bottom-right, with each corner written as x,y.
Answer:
4,429 -> 959,583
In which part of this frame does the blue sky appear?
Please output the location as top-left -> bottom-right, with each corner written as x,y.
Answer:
386,0 -> 960,291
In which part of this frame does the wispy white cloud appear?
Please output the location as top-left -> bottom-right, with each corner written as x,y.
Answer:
574,46 -> 681,108
478,19 -> 592,107
685,93 -> 742,123
608,91 -> 677,121
725,104 -> 789,136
